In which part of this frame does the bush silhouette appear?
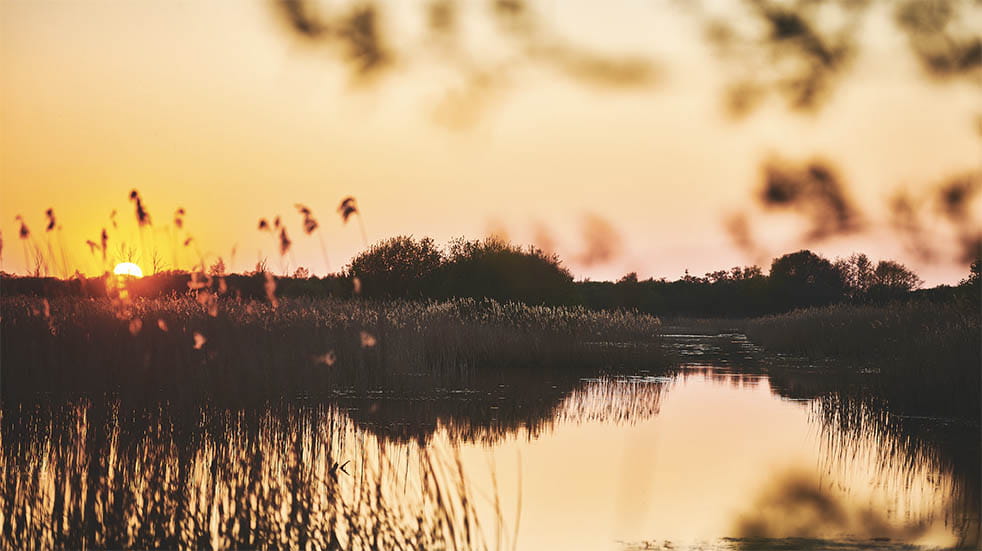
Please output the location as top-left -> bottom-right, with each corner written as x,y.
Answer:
436,238 -> 576,305
769,250 -> 845,310
346,236 -> 443,298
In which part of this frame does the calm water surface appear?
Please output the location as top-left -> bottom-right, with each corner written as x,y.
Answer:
2,332 -> 977,550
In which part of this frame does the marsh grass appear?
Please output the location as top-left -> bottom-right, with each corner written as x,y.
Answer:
741,301 -> 980,422
0,295 -> 664,404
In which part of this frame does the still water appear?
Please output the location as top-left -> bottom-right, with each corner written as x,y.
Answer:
2,333 -> 977,550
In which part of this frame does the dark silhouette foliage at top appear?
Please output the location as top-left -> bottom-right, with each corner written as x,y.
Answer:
272,0 -> 979,121
760,160 -> 861,241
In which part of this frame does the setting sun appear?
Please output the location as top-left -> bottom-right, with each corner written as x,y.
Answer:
113,262 -> 144,278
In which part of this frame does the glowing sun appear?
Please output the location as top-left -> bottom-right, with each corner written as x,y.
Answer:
113,262 -> 144,278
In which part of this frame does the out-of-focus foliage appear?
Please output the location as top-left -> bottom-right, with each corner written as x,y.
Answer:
702,0 -> 863,116
272,0 -> 980,119
759,159 -> 862,241
729,159 -> 981,268
895,0 -> 982,80
888,171 -> 982,264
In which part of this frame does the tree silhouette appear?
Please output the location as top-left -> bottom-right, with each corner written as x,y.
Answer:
439,237 -> 576,305
346,236 -> 443,298
769,250 -> 845,310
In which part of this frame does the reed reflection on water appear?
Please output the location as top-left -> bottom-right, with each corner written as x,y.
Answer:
1,336 -> 978,550
1,401 -> 490,550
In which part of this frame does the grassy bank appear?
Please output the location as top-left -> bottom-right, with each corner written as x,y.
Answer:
742,300 -> 980,423
0,296 -> 664,403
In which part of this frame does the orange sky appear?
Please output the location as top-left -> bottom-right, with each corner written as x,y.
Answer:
1,1 -> 979,284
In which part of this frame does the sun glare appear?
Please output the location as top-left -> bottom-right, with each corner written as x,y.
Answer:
113,262 -> 144,278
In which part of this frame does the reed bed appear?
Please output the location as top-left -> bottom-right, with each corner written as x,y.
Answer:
0,295 -> 664,403
741,301 -> 980,423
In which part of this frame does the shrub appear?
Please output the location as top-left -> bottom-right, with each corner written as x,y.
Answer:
345,236 -> 443,298
437,237 -> 576,305
769,250 -> 845,310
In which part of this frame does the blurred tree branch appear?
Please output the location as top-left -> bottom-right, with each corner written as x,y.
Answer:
272,0 -> 979,118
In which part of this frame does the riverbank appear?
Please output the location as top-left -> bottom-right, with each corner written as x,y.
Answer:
741,300 -> 980,424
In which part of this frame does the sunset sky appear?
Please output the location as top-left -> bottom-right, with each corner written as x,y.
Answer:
2,1 -> 979,284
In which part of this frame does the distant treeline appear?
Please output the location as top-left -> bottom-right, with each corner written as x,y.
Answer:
2,236 -> 979,318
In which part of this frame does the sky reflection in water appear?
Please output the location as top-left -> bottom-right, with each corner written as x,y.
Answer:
1,336 -> 973,550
